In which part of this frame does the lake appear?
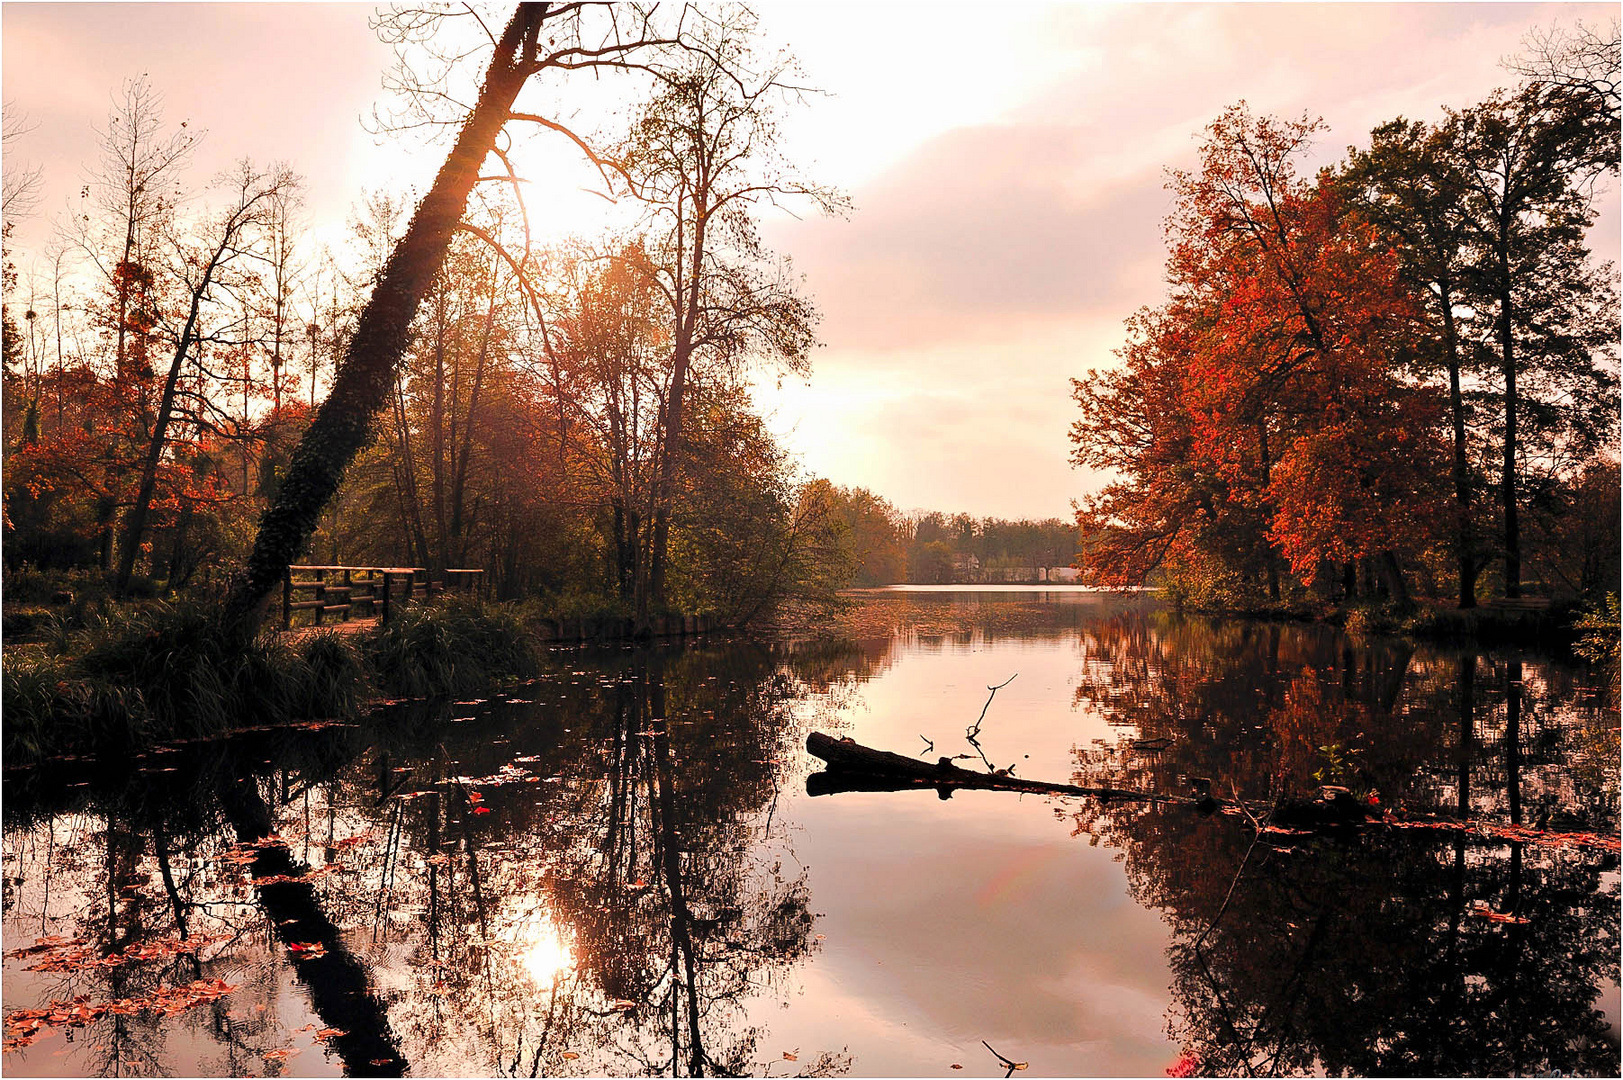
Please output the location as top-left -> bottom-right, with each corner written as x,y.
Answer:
3,588 -> 1618,1077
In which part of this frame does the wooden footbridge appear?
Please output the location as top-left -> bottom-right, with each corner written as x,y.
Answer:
279,564 -> 484,631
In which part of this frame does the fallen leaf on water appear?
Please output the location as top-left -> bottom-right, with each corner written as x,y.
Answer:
473,806 -> 492,815
950,1065 -> 963,1071
4,980 -> 238,1051
783,1051 -> 799,1061
561,1051 -> 580,1060
609,999 -> 638,1010
370,1060 -> 393,1067
313,1028 -> 346,1041
1470,902 -> 1530,925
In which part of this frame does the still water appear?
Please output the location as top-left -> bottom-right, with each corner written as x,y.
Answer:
3,589 -> 1619,1077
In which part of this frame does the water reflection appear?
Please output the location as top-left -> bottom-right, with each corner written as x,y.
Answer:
2,641 -> 846,1077
1067,612 -> 1620,1076
2,598 -> 1616,1078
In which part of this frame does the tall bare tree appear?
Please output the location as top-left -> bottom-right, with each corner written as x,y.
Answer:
115,161 -> 296,594
605,6 -> 846,613
1447,86 -> 1619,597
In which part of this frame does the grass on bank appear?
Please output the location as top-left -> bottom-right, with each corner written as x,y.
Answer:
2,594 -> 537,765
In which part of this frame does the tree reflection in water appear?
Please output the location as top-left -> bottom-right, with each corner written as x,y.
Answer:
2,640 -> 856,1077
3,603 -> 1616,1078
1069,612 -> 1620,1076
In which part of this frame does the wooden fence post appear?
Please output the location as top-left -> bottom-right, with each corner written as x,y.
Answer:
282,569 -> 292,631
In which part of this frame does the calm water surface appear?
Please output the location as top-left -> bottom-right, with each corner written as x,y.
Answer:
3,589 -> 1619,1076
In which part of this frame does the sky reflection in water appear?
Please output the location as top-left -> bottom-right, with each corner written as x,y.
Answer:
2,591 -> 1618,1077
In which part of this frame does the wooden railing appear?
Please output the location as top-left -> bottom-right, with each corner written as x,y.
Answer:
281,565 -> 485,630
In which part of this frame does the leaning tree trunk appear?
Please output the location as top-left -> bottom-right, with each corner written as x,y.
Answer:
221,3 -> 543,636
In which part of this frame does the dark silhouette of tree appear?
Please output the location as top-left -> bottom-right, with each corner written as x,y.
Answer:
1445,86 -> 1619,597
115,162 -> 296,595
1345,121 -> 1488,608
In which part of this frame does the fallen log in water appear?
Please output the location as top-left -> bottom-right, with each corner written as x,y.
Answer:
806,733 -> 1622,856
805,732 -> 1201,806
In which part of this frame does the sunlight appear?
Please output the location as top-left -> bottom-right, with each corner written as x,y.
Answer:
518,918 -> 575,986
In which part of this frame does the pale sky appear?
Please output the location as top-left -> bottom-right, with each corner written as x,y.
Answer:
4,2 -> 1618,520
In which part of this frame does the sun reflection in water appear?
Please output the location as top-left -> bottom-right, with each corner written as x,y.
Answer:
518,918 -> 575,985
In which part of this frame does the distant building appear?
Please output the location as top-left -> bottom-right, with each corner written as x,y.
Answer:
1047,566 -> 1082,584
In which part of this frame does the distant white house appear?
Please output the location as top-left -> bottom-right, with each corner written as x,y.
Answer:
1046,566 -> 1082,584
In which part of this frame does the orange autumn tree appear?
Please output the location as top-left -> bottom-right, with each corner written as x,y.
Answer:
1073,105 -> 1447,604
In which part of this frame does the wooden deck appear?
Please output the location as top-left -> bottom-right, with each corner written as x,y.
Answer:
283,616 -> 381,643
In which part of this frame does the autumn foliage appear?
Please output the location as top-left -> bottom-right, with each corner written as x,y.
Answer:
1073,102 -> 1617,607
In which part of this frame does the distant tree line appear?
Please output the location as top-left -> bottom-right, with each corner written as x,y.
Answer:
809,482 -> 1079,586
1071,20 -> 1620,609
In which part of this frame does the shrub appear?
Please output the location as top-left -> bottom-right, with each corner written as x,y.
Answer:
294,630 -> 374,718
363,594 -> 537,698
1574,593 -> 1621,670
1,601 -> 371,763
3,594 -> 538,764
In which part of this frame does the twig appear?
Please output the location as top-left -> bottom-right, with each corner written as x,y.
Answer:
966,674 -> 1018,740
918,735 -> 934,756
981,1040 -> 1028,1076
965,674 -> 1018,774
1193,783 -> 1271,954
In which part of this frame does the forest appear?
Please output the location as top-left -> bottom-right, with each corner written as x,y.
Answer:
1,7 -> 854,631
0,19 -> 1078,635
1070,24 -> 1620,620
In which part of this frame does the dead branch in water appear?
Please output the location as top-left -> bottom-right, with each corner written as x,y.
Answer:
803,732 -> 1623,855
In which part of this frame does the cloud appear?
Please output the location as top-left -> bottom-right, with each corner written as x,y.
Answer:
771,123 -> 1170,351
753,1 -> 1618,517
